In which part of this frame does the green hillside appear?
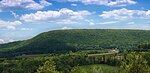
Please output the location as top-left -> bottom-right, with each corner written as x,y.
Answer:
0,29 -> 150,57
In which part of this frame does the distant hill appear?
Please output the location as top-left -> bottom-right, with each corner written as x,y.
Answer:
0,29 -> 150,57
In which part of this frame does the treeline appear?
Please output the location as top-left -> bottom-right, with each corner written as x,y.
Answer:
0,52 -> 121,73
138,42 -> 150,50
0,29 -> 150,57
128,42 -> 150,52
0,51 -> 150,73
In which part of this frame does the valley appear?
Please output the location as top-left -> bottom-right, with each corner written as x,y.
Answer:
0,29 -> 150,73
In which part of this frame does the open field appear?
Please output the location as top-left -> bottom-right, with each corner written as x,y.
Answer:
77,64 -> 120,73
88,52 -> 118,56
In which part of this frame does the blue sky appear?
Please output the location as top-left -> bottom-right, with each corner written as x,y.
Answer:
0,0 -> 150,43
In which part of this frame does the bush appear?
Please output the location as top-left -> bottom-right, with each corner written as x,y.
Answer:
120,52 -> 150,73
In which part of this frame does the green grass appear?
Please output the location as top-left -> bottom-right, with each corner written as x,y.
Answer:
77,64 -> 120,73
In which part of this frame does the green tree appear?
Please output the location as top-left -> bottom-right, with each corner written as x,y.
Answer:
37,60 -> 60,73
120,52 -> 150,73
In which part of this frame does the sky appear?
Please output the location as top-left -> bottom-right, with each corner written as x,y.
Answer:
0,0 -> 150,43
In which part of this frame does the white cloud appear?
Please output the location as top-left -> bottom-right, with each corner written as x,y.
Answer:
59,8 -> 92,19
85,19 -> 95,25
65,0 -> 136,7
10,11 -> 19,18
20,10 -> 61,22
40,0 -> 52,6
21,28 -> 33,30
77,10 -> 93,16
0,0 -> 27,7
0,39 -> 5,44
97,21 -> 118,25
99,8 -> 150,20
0,9 -> 2,12
107,0 -> 136,6
20,8 -> 92,22
89,22 -> 95,25
59,8 -> 83,19
71,4 -> 77,6
62,26 -> 72,30
25,3 -> 44,10
127,22 -> 135,25
0,20 -> 22,29
56,19 -> 78,24
0,0 -> 52,10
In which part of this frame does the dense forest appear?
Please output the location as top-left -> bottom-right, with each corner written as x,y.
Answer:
0,29 -> 150,73
0,29 -> 150,57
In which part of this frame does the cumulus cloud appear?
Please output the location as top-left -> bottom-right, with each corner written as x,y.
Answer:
71,4 -> 77,6
63,0 -> 136,7
99,8 -> 150,20
20,10 -> 61,22
21,28 -> 33,30
62,26 -> 72,30
127,22 -> 135,25
40,0 -> 52,6
0,20 -> 22,29
97,21 -> 119,25
77,10 -> 93,16
25,3 -> 44,10
85,19 -> 95,25
107,0 -> 136,6
59,8 -> 92,19
20,8 -> 92,22
0,0 -> 52,10
56,19 -> 78,24
0,9 -> 2,12
10,11 -> 19,18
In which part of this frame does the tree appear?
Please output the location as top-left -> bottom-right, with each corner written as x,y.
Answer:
120,52 -> 150,73
37,60 -> 60,73
138,42 -> 150,51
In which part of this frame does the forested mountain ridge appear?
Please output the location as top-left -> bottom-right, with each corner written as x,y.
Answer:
0,29 -> 150,57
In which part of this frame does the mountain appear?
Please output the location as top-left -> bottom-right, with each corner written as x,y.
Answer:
0,29 -> 150,57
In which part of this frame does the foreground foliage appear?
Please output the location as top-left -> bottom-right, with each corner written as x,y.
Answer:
120,52 -> 150,73
0,50 -> 149,73
37,60 -> 60,73
0,52 -> 120,73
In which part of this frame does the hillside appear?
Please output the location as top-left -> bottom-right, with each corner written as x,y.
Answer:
0,29 -> 150,57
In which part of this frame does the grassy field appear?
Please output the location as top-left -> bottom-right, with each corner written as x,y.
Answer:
76,64 -> 120,73
88,52 -> 117,56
